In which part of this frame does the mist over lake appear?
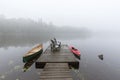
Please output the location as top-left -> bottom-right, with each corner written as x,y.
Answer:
0,0 -> 120,80
0,16 -> 91,48
0,17 -> 120,80
0,31 -> 120,80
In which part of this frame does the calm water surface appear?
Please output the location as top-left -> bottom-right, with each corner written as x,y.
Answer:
0,37 -> 120,80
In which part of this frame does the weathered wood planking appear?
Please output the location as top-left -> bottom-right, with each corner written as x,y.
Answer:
36,44 -> 79,69
40,63 -> 73,80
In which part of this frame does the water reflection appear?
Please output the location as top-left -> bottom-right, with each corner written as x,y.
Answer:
61,37 -> 120,80
23,54 -> 41,72
0,34 -> 50,48
0,32 -> 91,49
0,25 -> 119,80
0,46 -> 44,80
0,16 -> 92,48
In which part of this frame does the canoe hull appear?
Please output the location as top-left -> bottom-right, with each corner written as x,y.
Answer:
23,49 -> 43,63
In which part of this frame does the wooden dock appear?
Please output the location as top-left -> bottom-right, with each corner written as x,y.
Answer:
40,63 -> 73,80
35,44 -> 79,80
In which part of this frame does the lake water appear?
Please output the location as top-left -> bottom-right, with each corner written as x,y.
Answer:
0,36 -> 120,80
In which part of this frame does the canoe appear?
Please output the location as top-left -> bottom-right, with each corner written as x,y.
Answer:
70,46 -> 80,59
23,44 -> 43,63
23,54 -> 41,72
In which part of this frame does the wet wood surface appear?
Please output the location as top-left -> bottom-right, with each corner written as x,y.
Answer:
36,45 -> 77,63
36,44 -> 79,80
40,63 -> 73,80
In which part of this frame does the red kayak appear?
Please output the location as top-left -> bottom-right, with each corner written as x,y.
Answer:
70,46 -> 80,59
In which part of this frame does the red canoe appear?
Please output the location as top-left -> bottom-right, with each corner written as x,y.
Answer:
70,46 -> 80,59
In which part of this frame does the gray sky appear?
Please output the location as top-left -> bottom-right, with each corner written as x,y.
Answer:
0,0 -> 120,31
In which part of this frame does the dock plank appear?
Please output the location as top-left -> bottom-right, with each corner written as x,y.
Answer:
36,44 -> 79,80
40,63 -> 73,80
35,44 -> 79,69
36,45 -> 78,63
39,78 -> 73,80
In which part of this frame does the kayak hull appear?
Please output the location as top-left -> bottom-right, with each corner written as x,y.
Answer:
69,46 -> 80,60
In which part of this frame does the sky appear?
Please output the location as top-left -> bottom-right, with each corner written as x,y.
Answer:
0,0 -> 120,31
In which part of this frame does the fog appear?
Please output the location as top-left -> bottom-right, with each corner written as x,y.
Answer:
0,0 -> 120,31
0,0 -> 120,48
0,1 -> 120,80
0,15 -> 91,48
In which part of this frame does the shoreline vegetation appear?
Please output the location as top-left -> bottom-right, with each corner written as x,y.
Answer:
0,15 -> 91,48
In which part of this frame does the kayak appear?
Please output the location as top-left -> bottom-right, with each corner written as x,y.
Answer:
23,44 -> 43,63
70,46 -> 80,59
